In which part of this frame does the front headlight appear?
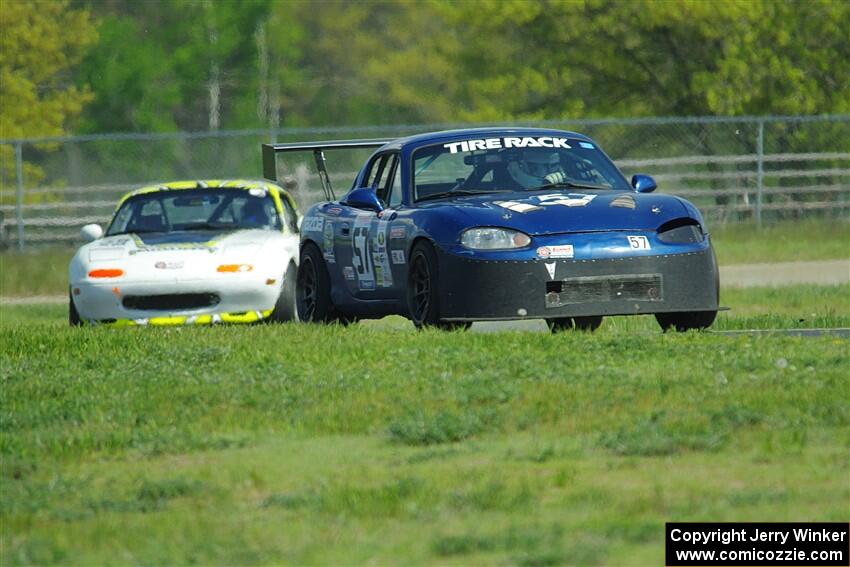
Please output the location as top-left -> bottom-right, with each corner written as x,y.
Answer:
461,227 -> 531,250
657,219 -> 704,244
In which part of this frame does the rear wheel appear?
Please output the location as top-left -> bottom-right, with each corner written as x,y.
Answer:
546,316 -> 603,333
407,241 -> 468,331
267,263 -> 297,323
655,310 -> 716,332
69,291 -> 82,327
297,243 -> 334,323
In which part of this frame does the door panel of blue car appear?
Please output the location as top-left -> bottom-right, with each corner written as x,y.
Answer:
332,152 -> 396,300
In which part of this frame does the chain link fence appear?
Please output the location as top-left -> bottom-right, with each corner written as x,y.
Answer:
1,114 -> 847,250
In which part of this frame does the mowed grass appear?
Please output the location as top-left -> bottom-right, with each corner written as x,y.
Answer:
1,286 -> 848,565
1,218 -> 847,297
709,218 -> 849,266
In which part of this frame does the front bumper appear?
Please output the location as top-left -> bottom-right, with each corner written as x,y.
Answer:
71,275 -> 281,326
436,246 -> 719,321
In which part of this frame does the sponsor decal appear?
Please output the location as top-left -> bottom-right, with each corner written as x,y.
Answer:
323,222 -> 335,263
391,250 -> 406,264
248,188 -> 268,197
538,193 -> 596,207
343,266 -> 356,280
579,142 -> 595,149
389,226 -> 406,239
491,193 -> 596,214
537,245 -> 574,259
651,205 -> 662,214
326,206 -> 343,216
545,262 -> 556,280
94,238 -> 130,248
352,214 -> 375,290
494,200 -> 543,213
373,215 -> 393,287
627,235 -> 651,250
302,216 -> 324,232
443,137 -> 572,154
154,260 -> 184,269
373,252 -> 391,287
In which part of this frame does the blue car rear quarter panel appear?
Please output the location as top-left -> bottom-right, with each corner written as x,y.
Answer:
299,127 -> 719,321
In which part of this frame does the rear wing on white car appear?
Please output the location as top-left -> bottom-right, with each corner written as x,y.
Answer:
262,139 -> 392,201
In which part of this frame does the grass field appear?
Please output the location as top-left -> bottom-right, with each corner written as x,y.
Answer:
1,219 -> 848,297
2,285 -> 848,565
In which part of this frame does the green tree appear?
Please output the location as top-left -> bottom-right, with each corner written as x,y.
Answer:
0,0 -> 96,188
434,0 -> 850,121
75,15 -> 180,133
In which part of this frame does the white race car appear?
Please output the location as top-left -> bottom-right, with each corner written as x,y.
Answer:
69,180 -> 300,326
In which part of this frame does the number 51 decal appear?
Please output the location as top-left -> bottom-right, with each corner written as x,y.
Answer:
627,235 -> 651,250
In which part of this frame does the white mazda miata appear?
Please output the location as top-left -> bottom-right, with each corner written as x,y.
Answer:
69,180 -> 300,326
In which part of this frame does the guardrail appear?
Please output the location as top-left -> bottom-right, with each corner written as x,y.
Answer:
1,114 -> 848,249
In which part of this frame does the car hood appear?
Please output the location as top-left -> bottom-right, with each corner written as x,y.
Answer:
83,229 -> 277,261
434,190 -> 690,235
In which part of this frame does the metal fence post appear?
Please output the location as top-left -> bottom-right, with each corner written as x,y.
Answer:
755,120 -> 764,227
15,142 -> 24,251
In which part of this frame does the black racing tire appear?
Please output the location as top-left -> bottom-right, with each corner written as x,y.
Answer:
406,240 -> 465,331
267,262 -> 297,323
296,243 -> 334,323
69,291 -> 82,327
655,310 -> 717,332
573,315 -> 603,331
441,321 -> 472,332
334,312 -> 359,326
546,316 -> 603,333
546,317 -> 574,333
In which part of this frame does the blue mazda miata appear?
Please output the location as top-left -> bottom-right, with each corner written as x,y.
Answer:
262,128 -> 719,332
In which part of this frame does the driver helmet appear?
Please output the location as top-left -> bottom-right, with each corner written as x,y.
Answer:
507,151 -> 562,186
241,198 -> 271,228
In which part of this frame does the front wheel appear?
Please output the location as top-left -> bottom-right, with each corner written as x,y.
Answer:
655,310 -> 717,332
267,263 -> 297,323
296,243 -> 334,323
69,291 -> 82,327
406,241 -> 466,331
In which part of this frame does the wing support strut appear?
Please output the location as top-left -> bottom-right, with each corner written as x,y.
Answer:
261,138 -> 393,201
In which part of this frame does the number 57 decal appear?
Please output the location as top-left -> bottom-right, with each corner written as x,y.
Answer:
627,235 -> 651,250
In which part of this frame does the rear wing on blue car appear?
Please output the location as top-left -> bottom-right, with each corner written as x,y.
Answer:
262,139 -> 392,201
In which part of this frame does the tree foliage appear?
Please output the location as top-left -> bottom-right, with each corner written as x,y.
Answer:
3,0 -> 849,141
0,0 -> 96,187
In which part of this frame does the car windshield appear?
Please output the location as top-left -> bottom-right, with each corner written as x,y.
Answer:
106,188 -> 282,236
413,135 -> 630,202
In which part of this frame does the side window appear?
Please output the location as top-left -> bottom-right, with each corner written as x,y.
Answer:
387,159 -> 403,207
279,195 -> 299,233
365,155 -> 389,188
108,202 -> 134,234
376,154 -> 398,205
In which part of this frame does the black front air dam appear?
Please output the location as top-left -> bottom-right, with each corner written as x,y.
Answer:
436,247 -> 719,321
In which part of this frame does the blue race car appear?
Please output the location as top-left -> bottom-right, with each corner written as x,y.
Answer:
262,128 -> 719,332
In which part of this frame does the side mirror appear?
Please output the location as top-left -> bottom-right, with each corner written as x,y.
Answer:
80,223 -> 103,242
344,187 -> 383,212
631,174 -> 657,193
